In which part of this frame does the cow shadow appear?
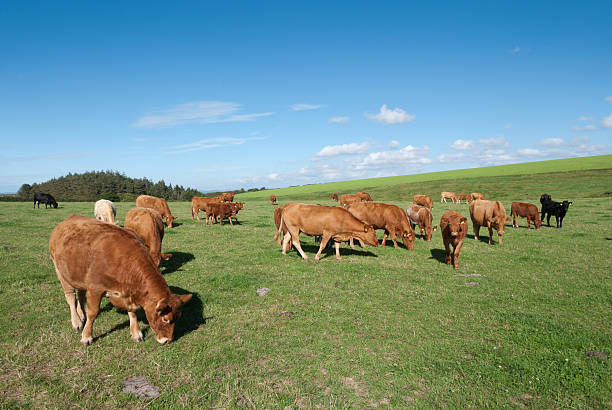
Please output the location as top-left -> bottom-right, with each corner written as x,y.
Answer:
466,234 -> 490,243
299,243 -> 377,259
429,248 -> 447,264
160,251 -> 195,275
168,222 -> 183,228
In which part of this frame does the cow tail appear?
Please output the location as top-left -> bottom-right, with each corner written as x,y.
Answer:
273,213 -> 285,245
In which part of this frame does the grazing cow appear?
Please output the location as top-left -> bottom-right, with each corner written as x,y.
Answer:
469,199 -> 509,244
471,192 -> 485,201
413,194 -> 433,210
440,210 -> 468,270
191,196 -> 222,221
511,202 -> 542,230
440,192 -> 457,203
49,215 -> 191,345
355,192 -> 373,201
206,202 -> 237,226
270,195 -> 277,205
330,193 -> 339,202
136,195 -> 177,228
94,199 -> 117,225
275,203 -> 379,261
457,193 -> 472,203
406,204 -> 437,241
345,202 -> 414,249
540,194 -> 572,228
340,194 -> 362,207
124,207 -> 172,267
220,192 -> 234,202
34,193 -> 58,209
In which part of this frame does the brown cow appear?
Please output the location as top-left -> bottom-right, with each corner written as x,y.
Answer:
124,207 -> 172,267
340,194 -> 362,207
275,203 -> 379,261
440,210 -> 468,269
471,192 -> 485,201
191,196 -> 222,221
511,202 -> 542,230
440,191 -> 457,203
457,193 -> 471,203
469,199 -> 509,244
136,195 -> 177,228
206,202 -> 237,226
413,194 -> 433,209
270,195 -> 277,205
220,192 -> 234,202
345,202 -> 414,249
49,215 -> 191,345
356,192 -> 373,201
406,204 -> 437,241
330,193 -> 339,202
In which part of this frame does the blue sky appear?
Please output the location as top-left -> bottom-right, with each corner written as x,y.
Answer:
1,1 -> 611,193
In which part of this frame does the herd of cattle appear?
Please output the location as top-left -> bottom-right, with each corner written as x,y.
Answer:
35,188 -> 572,346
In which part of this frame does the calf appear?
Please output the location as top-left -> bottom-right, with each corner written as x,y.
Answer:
540,195 -> 572,228
124,207 -> 172,267
469,199 -> 509,244
34,193 -> 58,209
406,204 -> 437,241
220,192 -> 234,202
94,199 -> 117,225
136,195 -> 177,228
191,196 -> 222,221
206,202 -> 237,226
330,193 -> 338,202
356,191 -> 373,201
456,193 -> 471,203
270,195 -> 277,205
49,215 -> 191,345
275,203 -> 379,261
413,194 -> 433,209
345,202 -> 414,249
440,191 -> 457,203
511,202 -> 542,230
440,210 -> 468,269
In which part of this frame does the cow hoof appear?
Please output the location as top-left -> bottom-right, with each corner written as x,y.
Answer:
132,332 -> 144,342
80,337 -> 93,346
474,236 -> 479,241
488,240 -> 493,245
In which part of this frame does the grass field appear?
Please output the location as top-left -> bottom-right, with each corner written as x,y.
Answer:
0,163 -> 610,407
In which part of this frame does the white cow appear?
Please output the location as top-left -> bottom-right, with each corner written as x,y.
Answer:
94,199 -> 117,225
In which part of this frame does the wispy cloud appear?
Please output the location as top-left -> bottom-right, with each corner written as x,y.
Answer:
603,113 -> 612,128
451,139 -> 474,150
479,136 -> 510,148
389,140 -> 400,149
329,116 -> 349,123
605,96 -> 612,103
571,124 -> 597,131
518,136 -> 607,158
354,145 -> 430,170
290,103 -> 323,111
134,101 -> 274,128
167,137 -> 265,154
313,142 -> 372,158
578,116 -> 593,121
366,104 -> 415,124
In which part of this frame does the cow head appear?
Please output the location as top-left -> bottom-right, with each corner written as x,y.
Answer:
52,201 -> 58,208
166,215 -> 177,228
362,224 -> 379,247
145,293 -> 192,344
560,201 -> 572,214
534,218 -> 542,230
440,215 -> 467,239
540,194 -> 551,204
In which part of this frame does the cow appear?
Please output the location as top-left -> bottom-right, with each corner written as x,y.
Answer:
406,204 -> 437,241
440,192 -> 457,203
34,193 -> 58,209
440,210 -> 468,270
49,215 -> 191,345
191,196 -> 222,221
330,193 -> 339,202
220,192 -> 234,202
540,195 -> 572,228
345,202 -> 414,249
206,202 -> 237,226
94,199 -> 117,225
136,195 -> 177,228
124,207 -> 172,267
511,202 -> 542,230
275,203 -> 379,261
340,194 -> 362,207
469,199 -> 509,244
471,192 -> 485,201
355,192 -> 373,201
457,193 -> 472,203
270,195 -> 277,205
413,194 -> 433,210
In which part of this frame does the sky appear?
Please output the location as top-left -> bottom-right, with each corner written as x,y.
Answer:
1,1 -> 611,193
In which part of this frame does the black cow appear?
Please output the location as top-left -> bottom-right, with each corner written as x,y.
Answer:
540,194 -> 572,228
33,193 -> 58,209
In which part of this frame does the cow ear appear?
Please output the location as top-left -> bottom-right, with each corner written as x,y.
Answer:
439,218 -> 448,230
156,299 -> 169,314
178,293 -> 192,305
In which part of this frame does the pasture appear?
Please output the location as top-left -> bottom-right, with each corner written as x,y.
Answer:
0,167 -> 611,408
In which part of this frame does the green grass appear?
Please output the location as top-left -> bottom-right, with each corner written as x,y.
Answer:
0,166 -> 610,408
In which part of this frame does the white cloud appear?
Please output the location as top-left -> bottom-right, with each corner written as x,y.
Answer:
167,137 -> 264,154
539,138 -> 564,147
571,124 -> 597,131
479,136 -> 510,148
451,139 -> 474,150
329,116 -> 349,123
290,103 -> 322,111
354,145 -> 431,170
511,46 -> 521,53
266,173 -> 279,180
517,148 -> 542,156
366,104 -> 415,124
603,113 -> 612,128
389,140 -> 400,149
578,116 -> 593,121
313,142 -> 372,158
134,101 -> 274,128
605,96 -> 612,103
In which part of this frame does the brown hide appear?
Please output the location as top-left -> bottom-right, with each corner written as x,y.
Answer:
191,196 -> 222,221
278,203 -> 379,261
457,193 -> 472,203
124,207 -> 171,267
340,194 -> 362,207
440,191 -> 457,203
356,192 -> 373,201
469,199 -> 508,244
49,215 -> 191,345
413,194 -> 433,209
330,193 -> 338,201
471,192 -> 485,201
440,210 -> 468,269
511,202 -> 542,229
136,195 -> 176,228
270,195 -> 277,205
94,199 -> 117,225
346,202 -> 414,249
406,204 -> 437,241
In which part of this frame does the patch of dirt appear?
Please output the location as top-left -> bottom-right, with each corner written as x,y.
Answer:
466,282 -> 478,286
121,376 -> 161,399
340,376 -> 368,398
585,350 -> 608,360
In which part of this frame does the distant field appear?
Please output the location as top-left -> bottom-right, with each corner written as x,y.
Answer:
0,166 -> 610,408
237,154 -> 612,200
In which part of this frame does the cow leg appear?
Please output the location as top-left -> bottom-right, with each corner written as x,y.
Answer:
546,214 -> 551,226
555,215 -> 560,228
420,226 -> 425,240
349,237 -> 355,249
381,231 -> 388,248
228,215 -> 233,226
527,217 -> 531,229
315,233 -> 332,261
81,290 -> 103,346
453,241 -> 464,270
444,240 -> 452,265
290,231 -> 308,260
387,228 -> 399,248
334,241 -> 341,260
282,232 -> 292,255
473,223 -> 480,241
488,226 -> 494,245
512,213 -> 517,228
54,263 -> 85,331
559,216 -> 563,228
76,289 -> 86,324
128,311 -> 143,342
